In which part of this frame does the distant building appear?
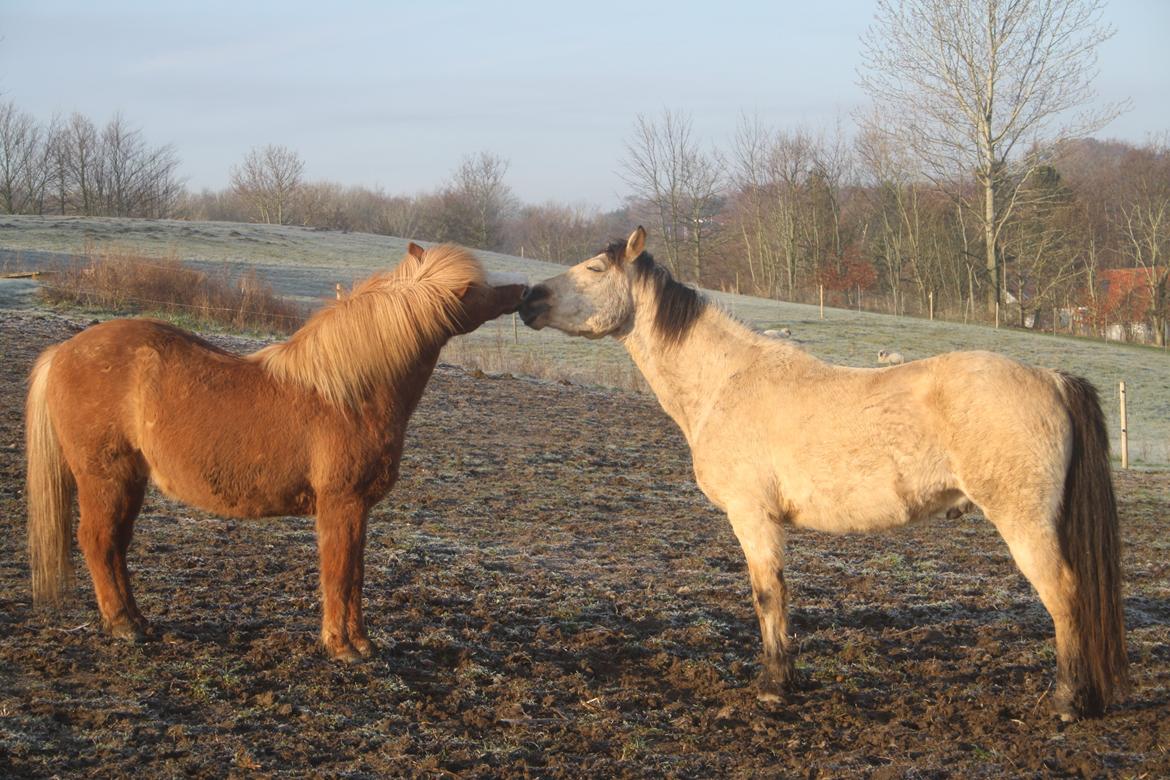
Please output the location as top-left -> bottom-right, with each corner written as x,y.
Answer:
1070,267 -> 1168,343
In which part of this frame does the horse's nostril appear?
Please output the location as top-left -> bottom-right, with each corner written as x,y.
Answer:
519,301 -> 549,327
523,284 -> 550,304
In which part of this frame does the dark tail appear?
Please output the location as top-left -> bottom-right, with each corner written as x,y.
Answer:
1057,372 -> 1128,717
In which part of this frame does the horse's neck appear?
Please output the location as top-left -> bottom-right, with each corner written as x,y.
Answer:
364,345 -> 442,427
619,303 -> 755,444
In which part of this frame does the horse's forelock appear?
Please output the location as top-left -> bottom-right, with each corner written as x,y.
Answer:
603,240 -> 627,264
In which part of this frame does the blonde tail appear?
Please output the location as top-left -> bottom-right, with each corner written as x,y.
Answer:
26,346 -> 75,606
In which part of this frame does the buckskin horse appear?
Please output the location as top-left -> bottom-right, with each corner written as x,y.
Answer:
519,227 -> 1126,719
26,243 -> 525,661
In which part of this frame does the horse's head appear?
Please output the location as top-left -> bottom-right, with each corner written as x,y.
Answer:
519,226 -> 646,339
452,278 -> 528,335
401,241 -> 527,336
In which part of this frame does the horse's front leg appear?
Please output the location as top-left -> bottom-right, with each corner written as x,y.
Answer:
728,507 -> 795,702
345,518 -> 373,657
315,497 -> 370,662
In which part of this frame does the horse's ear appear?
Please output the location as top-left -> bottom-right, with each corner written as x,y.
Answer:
624,226 -> 646,262
407,242 -> 426,262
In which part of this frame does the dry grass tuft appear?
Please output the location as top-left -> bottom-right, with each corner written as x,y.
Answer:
39,243 -> 306,333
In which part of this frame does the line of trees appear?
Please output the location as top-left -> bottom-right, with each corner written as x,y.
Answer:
0,0 -> 1165,343
0,103 -> 182,219
183,145 -> 630,264
0,103 -> 626,265
2,94 -> 1164,343
621,109 -> 1167,344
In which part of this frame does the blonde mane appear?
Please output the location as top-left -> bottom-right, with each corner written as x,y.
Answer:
250,244 -> 484,410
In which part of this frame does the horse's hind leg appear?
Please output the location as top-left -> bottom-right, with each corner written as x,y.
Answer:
75,465 -> 149,642
984,506 -> 1079,719
728,506 -> 795,702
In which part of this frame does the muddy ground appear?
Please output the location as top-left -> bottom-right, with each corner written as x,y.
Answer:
0,309 -> 1167,779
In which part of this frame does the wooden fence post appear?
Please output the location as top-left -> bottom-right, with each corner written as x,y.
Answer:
819,285 -> 824,319
929,291 -> 934,321
1119,381 -> 1128,470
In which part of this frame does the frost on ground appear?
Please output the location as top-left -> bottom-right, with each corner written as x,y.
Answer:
1,310 -> 1167,778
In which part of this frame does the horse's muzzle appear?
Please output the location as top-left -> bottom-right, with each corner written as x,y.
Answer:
518,284 -> 551,328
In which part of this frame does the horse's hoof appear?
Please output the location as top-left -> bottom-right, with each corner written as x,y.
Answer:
1052,697 -> 1079,722
328,645 -> 362,663
755,672 -> 790,703
352,638 -> 375,658
756,688 -> 784,704
1050,682 -> 1097,721
107,622 -> 146,644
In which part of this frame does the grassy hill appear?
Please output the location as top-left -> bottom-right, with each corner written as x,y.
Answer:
2,214 -> 1166,465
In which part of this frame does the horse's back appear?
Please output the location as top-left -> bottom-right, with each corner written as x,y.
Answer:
691,347 -> 1070,531
47,318 -> 238,429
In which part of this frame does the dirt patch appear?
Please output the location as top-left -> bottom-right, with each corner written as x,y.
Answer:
1,310 -> 1167,778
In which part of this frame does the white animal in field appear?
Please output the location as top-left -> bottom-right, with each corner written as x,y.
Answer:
877,349 -> 904,365
518,227 -> 1127,720
762,328 -> 792,338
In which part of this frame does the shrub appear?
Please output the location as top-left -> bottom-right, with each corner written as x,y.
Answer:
40,243 -> 305,333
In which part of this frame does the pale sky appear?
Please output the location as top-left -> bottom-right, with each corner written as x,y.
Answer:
2,0 -> 1167,209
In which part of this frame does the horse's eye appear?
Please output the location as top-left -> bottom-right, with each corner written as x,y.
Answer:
587,264 -> 605,273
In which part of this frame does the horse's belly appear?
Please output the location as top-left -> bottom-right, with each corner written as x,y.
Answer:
790,497 -> 913,533
147,453 -> 315,519
789,489 -> 971,534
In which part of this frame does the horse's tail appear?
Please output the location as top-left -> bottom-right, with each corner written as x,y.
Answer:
26,345 -> 75,607
1056,372 -> 1128,716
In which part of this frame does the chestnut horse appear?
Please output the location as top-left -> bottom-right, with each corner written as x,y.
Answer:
519,227 -> 1127,720
26,243 -> 525,661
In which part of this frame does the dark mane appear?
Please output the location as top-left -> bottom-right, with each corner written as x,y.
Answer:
629,250 -> 705,346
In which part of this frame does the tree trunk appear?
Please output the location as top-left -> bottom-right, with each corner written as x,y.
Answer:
983,177 -> 998,315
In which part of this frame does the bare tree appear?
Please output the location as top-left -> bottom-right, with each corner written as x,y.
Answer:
1115,140 -> 1170,345
1000,165 -> 1084,327
621,110 -> 723,281
0,101 -> 44,214
93,114 -> 182,218
859,0 -> 1122,314
231,144 -> 305,225
444,151 -> 515,250
730,118 -> 855,300
65,114 -> 101,215
507,201 -> 602,263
